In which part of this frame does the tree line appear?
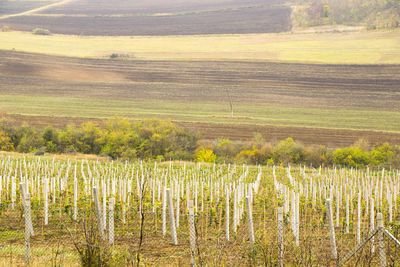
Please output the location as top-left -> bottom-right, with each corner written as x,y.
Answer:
293,0 -> 400,29
0,118 -> 399,168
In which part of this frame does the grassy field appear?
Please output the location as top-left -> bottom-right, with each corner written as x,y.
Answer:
0,30 -> 400,63
1,94 -> 400,133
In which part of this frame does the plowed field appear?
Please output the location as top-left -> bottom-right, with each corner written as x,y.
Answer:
1,50 -> 400,147
0,0 -> 291,35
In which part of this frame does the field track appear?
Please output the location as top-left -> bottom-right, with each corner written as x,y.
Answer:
0,0 -> 73,20
1,50 -> 400,147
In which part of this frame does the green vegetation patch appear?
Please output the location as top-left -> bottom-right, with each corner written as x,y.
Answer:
1,95 -> 400,133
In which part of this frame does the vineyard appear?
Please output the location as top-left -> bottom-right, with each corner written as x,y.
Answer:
0,154 -> 399,266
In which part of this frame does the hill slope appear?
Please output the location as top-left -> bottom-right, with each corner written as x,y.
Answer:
1,50 -> 400,146
0,0 -> 291,35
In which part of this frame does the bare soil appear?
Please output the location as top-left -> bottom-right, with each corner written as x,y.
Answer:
1,50 -> 400,110
1,50 -> 400,147
1,6 -> 291,35
0,0 -> 291,35
0,0 -> 52,15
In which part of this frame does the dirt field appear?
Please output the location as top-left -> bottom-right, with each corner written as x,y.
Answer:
1,51 -> 400,110
1,50 -> 400,147
0,0 -> 55,16
38,0 -> 284,15
0,0 -> 291,35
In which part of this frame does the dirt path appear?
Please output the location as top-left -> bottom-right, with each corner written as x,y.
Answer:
0,0 -> 75,20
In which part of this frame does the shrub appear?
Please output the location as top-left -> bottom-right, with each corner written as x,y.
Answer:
303,145 -> 328,167
0,130 -> 14,151
16,127 -> 44,153
195,148 -> 216,163
273,138 -> 304,164
32,28 -> 51,35
214,139 -> 241,161
120,148 -> 137,160
235,149 -> 257,164
369,142 -> 394,167
110,53 -> 131,59
333,146 -> 369,167
69,216 -> 113,266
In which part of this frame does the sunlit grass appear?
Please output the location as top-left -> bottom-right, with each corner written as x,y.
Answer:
0,30 -> 399,64
1,94 -> 400,132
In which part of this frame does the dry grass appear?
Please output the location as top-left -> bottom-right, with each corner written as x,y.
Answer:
0,30 -> 399,63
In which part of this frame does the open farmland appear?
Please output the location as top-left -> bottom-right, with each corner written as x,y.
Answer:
0,0 -> 57,16
0,30 -> 400,64
1,0 -> 400,266
1,50 -> 400,147
36,0 -> 285,15
0,0 -> 291,35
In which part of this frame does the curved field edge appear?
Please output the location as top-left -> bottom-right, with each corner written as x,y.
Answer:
0,30 -> 400,64
0,0 -> 72,19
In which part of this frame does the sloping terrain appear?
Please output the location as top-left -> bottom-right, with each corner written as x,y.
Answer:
1,50 -> 400,146
37,0 -> 284,15
0,0 -> 55,15
0,0 -> 291,35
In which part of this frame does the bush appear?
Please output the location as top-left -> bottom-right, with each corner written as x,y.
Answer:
16,126 -> 44,153
235,149 -> 257,164
369,143 -> 394,167
110,53 -> 131,59
3,118 -> 400,168
303,145 -> 328,167
195,148 -> 216,163
0,130 -> 14,151
333,146 -> 369,167
69,216 -> 114,266
273,138 -> 304,164
214,139 -> 241,161
32,28 -> 51,35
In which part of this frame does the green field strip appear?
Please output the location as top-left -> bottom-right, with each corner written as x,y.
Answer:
1,95 -> 400,133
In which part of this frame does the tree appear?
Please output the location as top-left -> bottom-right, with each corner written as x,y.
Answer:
17,131 -> 44,152
43,126 -> 59,153
369,142 -> 394,167
323,5 -> 330,17
332,146 -> 369,167
78,122 -> 103,154
0,130 -> 14,151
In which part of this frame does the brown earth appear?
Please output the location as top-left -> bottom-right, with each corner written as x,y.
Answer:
0,0 -> 53,15
1,50 -> 400,110
1,50 -> 400,147
1,5 -> 291,35
36,0 -> 286,16
0,0 -> 291,35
